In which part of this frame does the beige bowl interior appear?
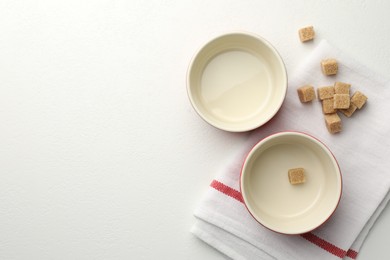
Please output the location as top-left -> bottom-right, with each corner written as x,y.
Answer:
187,33 -> 287,132
241,132 -> 342,234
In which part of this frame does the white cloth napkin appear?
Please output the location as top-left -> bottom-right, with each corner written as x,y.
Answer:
191,40 -> 390,260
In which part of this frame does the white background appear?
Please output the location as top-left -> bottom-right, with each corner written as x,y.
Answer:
1,1 -> 389,259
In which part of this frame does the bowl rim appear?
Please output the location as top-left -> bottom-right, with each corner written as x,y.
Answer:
239,131 -> 343,235
186,31 -> 288,132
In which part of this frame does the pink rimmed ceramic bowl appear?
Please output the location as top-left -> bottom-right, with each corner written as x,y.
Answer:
187,32 -> 287,132
240,132 -> 342,234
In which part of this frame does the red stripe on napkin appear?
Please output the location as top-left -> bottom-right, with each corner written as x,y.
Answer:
300,232 -> 346,258
210,180 -> 244,203
210,180 -> 358,259
346,249 -> 358,259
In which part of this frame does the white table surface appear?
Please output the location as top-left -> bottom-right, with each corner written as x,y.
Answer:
1,1 -> 389,259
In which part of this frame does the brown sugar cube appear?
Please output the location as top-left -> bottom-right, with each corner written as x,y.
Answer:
334,82 -> 351,95
333,94 -> 350,109
324,113 -> 342,134
298,26 -> 315,42
321,59 -> 338,76
322,98 -> 336,114
317,86 -> 335,100
288,168 -> 305,185
340,103 -> 357,117
351,91 -> 368,109
297,85 -> 316,103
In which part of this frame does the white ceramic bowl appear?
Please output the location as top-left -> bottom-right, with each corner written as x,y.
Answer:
187,32 -> 287,132
240,132 -> 342,234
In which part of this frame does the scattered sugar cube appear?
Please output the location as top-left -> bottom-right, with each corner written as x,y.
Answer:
297,85 -> 316,103
334,82 -> 351,95
324,113 -> 342,134
322,98 -> 336,114
288,168 -> 305,185
340,103 -> 357,117
334,94 -> 350,109
321,59 -> 338,76
351,91 -> 368,109
298,26 -> 315,42
317,86 -> 335,100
